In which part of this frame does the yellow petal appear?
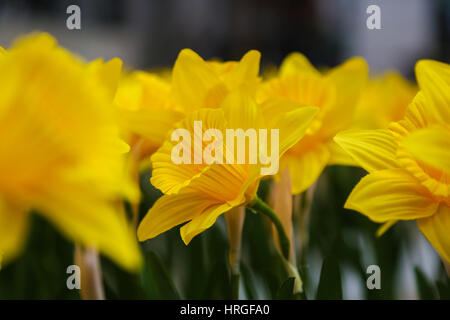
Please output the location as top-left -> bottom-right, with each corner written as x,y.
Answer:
345,169 -> 438,222
37,187 -> 142,271
327,140 -> 357,166
321,57 -> 369,138
283,144 -> 330,194
279,52 -> 320,77
115,71 -> 174,112
114,138 -> 131,154
260,99 -> 319,156
418,204 -> 450,263
150,108 -> 226,194
388,92 -> 430,141
137,191 -> 226,242
415,60 -> 450,124
222,50 -> 261,92
402,126 -> 450,173
171,49 -> 227,110
0,201 -> 29,262
376,220 -> 397,237
141,162 -> 256,244
179,162 -> 258,244
353,71 -> 416,129
334,129 -> 399,173
88,58 -> 122,99
180,202 -> 234,244
118,108 -> 184,147
221,91 -> 261,130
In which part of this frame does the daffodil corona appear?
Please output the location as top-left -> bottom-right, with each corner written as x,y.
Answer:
335,60 -> 450,263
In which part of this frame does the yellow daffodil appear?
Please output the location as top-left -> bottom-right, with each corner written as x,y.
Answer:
115,49 -> 262,158
115,71 -> 185,158
0,33 -> 141,270
352,71 -> 417,130
138,92 -> 318,245
171,49 -> 261,113
335,60 -> 450,263
257,53 -> 368,194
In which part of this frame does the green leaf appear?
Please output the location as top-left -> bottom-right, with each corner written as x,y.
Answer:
436,278 -> 450,300
141,251 -> 180,299
414,267 -> 438,300
316,255 -> 342,300
276,277 -> 296,300
240,262 -> 258,300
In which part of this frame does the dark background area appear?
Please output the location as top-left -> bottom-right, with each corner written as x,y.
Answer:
1,0 -> 449,75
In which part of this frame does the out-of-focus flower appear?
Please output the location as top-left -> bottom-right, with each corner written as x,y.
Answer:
138,92 -> 318,244
335,60 -> 450,263
115,71 -> 185,159
257,53 -> 368,194
0,33 -> 141,271
352,72 -> 417,130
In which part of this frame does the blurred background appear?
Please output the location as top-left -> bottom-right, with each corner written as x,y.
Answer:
0,0 -> 449,300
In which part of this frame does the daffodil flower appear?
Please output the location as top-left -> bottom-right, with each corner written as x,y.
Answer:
115,49 -> 262,159
137,91 -> 318,248
0,33 -> 141,271
115,71 -> 185,159
335,60 -> 450,264
257,53 -> 368,194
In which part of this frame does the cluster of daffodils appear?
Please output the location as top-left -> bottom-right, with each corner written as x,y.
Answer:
1,33 -> 448,288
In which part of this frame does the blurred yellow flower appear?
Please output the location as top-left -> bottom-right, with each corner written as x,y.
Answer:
0,33 -> 141,270
115,71 -> 184,158
335,60 -> 450,263
138,92 -> 318,244
257,53 -> 368,194
352,71 -> 417,130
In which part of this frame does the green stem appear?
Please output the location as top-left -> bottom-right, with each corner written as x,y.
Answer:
248,195 -> 290,261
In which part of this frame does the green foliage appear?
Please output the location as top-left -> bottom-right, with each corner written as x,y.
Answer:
316,254 -> 342,300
